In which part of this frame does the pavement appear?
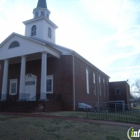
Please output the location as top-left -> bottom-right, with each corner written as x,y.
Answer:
0,112 -> 140,129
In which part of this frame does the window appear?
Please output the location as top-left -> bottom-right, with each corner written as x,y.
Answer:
86,68 -> 89,94
31,25 -> 36,36
9,79 -> 18,95
35,12 -> 38,18
47,14 -> 49,18
9,41 -> 20,49
93,72 -> 96,95
25,81 -> 35,86
46,75 -> 53,93
41,11 -> 45,16
48,27 -> 51,38
115,88 -> 120,95
99,76 -> 101,96
103,79 -> 106,96
106,81 -> 109,97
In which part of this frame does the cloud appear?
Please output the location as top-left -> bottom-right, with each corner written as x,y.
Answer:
80,0 -> 122,29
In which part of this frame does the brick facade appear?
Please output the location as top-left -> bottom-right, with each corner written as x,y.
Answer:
74,56 -> 109,110
0,55 -> 132,111
109,81 -> 130,105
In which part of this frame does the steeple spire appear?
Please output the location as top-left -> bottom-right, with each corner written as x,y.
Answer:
37,0 -> 47,9
33,0 -> 50,19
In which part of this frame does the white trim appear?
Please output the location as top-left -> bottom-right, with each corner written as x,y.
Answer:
1,59 -> 9,100
9,79 -> 18,95
19,56 -> 26,99
40,52 -> 47,100
46,75 -> 53,94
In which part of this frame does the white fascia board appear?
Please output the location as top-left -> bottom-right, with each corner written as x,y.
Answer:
72,51 -> 110,78
47,43 -> 74,55
0,32 -> 46,47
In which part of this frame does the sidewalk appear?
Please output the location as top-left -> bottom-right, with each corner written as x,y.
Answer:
1,112 -> 140,129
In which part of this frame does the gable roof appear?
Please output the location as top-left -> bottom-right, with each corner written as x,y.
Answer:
31,37 -> 110,78
0,32 -> 109,78
0,32 -> 61,60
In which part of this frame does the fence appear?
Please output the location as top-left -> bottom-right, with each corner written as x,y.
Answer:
85,102 -> 140,124
87,109 -> 140,124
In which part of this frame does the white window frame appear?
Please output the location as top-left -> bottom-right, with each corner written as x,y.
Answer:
46,75 -> 53,94
9,79 -> 18,95
86,68 -> 89,94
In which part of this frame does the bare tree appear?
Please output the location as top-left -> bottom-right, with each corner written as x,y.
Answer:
131,80 -> 140,98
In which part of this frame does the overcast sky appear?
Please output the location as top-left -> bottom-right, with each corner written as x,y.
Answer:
1,0 -> 140,84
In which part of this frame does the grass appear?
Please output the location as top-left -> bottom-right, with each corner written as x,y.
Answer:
45,110 -> 140,124
0,114 -> 133,140
46,111 -> 87,118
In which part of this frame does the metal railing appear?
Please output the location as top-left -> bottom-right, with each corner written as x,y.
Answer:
86,107 -> 140,124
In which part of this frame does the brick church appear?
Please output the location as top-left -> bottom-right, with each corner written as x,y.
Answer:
0,0 -> 130,111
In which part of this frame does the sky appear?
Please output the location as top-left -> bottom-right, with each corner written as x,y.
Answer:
1,0 -> 140,86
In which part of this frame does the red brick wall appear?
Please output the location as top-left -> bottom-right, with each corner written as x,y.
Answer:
74,56 -> 109,110
0,55 -> 109,111
109,81 -> 130,104
59,55 -> 73,110
0,61 -> 4,98
0,56 -> 73,110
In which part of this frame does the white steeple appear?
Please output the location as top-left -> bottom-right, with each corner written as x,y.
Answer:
23,0 -> 58,43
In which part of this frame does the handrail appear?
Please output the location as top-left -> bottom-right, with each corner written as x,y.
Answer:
28,95 -> 36,101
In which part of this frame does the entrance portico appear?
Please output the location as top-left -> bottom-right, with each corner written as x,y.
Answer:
1,52 -> 49,101
0,33 -> 61,101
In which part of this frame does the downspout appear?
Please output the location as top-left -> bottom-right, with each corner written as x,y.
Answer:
72,53 -> 76,111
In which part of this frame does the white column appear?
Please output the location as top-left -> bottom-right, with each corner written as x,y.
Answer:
40,52 -> 47,100
19,56 -> 26,100
1,59 -> 9,100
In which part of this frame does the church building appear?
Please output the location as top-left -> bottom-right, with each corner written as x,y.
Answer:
0,0 -> 110,111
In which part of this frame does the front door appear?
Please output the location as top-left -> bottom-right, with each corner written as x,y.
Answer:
25,74 -> 37,101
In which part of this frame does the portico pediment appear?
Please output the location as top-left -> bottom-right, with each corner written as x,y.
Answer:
0,33 -> 60,60
25,73 -> 37,79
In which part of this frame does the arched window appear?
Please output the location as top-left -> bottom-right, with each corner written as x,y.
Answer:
99,75 -> 101,96
9,41 -> 20,49
31,25 -> 36,36
48,27 -> 51,38
86,68 -> 89,94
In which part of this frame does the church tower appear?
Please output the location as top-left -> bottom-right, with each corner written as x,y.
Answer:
23,0 -> 58,43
